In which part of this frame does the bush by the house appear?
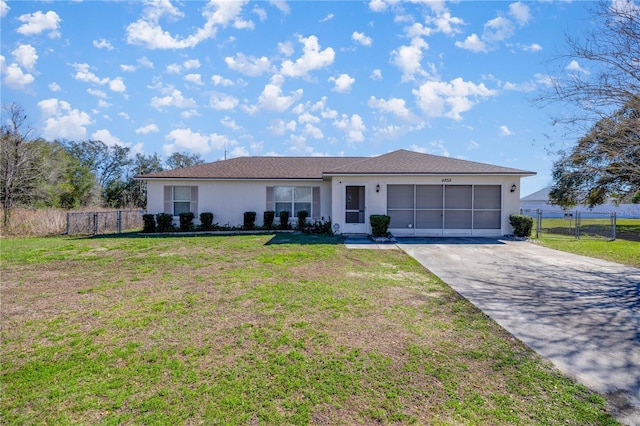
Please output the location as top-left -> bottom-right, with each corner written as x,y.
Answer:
370,214 -> 391,238
179,212 -> 195,231
296,210 -> 309,231
142,214 -> 156,233
509,214 -> 533,238
199,212 -> 214,231
263,211 -> 275,229
279,211 -> 290,230
156,213 -> 174,232
304,217 -> 332,235
243,211 -> 257,230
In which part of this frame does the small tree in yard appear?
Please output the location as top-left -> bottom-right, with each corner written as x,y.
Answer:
509,214 -> 533,238
243,211 -> 256,230
263,211 -> 275,229
179,212 -> 195,231
279,211 -> 290,229
142,214 -> 156,233
199,212 -> 214,231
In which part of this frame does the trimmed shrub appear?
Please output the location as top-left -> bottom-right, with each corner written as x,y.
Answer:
142,214 -> 156,233
306,217 -> 332,235
179,212 -> 195,231
199,212 -> 214,231
509,214 -> 533,237
263,211 -> 275,229
156,213 -> 174,233
370,214 -> 391,238
243,211 -> 257,230
279,211 -> 290,230
296,210 -> 309,230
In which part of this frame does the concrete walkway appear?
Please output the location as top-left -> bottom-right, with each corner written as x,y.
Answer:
395,238 -> 640,425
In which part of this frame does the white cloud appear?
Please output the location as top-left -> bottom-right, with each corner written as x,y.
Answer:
509,2 -> 531,27
127,0 -> 252,49
429,11 -> 465,36
483,16 -> 515,43
467,140 -> 480,150
255,75 -> 303,112
320,13 -> 334,22
92,129 -> 126,147
230,146 -> 250,157
280,35 -> 335,78
455,34 -> 487,53
391,37 -> 429,82
209,92 -> 239,110
368,96 -> 416,121
136,124 -> 159,134
12,44 -> 38,72
37,98 -> 92,140
0,56 -> 34,89
150,89 -> 197,111
138,57 -> 154,69
352,31 -> 372,46
180,109 -> 200,119
185,73 -> 203,85
17,10 -> 61,38
269,1 -> 290,14
220,116 -> 242,130
109,77 -> 126,93
72,63 -> 109,85
93,39 -> 114,50
87,88 -> 108,98
225,53 -> 272,76
164,128 -> 215,154
329,73 -> 355,93
369,0 -> 387,12
298,111 -> 320,124
499,125 -> 513,136
1,0 -> 9,18
268,119 -> 297,135
521,43 -> 542,52
278,41 -> 294,56
121,64 -> 137,72
413,78 -> 497,121
303,123 -> 323,139
566,60 -> 590,75
212,74 -> 234,86
333,114 -> 366,143
534,73 -> 554,88
253,6 -> 267,21
370,69 -> 383,80
184,59 -> 201,70
49,82 -> 61,92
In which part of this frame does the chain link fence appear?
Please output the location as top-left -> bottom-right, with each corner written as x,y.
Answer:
66,210 -> 145,236
520,208 -> 617,240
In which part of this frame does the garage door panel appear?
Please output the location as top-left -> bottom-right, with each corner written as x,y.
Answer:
389,210 -> 413,228
475,185 -> 501,209
444,210 -> 472,229
445,185 -> 472,209
416,185 -> 443,209
474,211 -> 501,229
416,210 -> 442,228
387,185 -> 414,209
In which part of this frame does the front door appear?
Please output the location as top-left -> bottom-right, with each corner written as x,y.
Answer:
344,185 -> 367,234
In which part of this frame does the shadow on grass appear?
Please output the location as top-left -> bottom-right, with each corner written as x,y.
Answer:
265,233 -> 344,245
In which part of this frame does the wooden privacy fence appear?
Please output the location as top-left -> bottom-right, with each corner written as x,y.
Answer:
66,210 -> 145,236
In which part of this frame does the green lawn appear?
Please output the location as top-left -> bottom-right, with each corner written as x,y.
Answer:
1,234 -> 618,425
533,219 -> 640,268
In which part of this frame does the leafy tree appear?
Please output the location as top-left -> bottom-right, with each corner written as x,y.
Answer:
125,153 -> 164,208
550,97 -> 640,207
539,1 -> 640,206
166,151 -> 204,170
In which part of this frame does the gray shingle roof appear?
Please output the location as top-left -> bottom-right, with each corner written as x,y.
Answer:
137,149 -> 535,180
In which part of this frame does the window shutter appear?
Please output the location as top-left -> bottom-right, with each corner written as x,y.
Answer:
164,186 -> 172,214
312,186 -> 321,218
190,186 -> 198,214
266,186 -> 274,211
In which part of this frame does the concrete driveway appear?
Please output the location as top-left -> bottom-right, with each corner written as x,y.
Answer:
397,238 -> 640,425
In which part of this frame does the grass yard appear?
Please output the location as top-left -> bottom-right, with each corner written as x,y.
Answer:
1,234 -> 618,425
533,219 -> 640,268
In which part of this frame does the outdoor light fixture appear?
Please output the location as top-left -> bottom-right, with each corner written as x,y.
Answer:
376,184 -> 380,193
510,184 -> 517,193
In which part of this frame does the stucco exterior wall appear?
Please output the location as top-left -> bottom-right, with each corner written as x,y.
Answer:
146,179 -> 332,227
330,174 -> 524,236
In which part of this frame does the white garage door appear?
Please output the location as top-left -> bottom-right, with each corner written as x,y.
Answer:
387,184 -> 502,236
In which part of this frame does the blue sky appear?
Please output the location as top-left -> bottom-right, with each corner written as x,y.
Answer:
1,0 -> 598,196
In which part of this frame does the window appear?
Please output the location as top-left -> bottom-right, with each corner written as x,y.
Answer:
164,185 -> 198,216
274,186 -> 312,217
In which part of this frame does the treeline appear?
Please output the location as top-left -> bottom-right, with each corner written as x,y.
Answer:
1,103 -> 203,225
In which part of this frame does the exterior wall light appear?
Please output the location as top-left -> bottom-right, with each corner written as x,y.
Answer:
376,184 -> 380,193
510,184 -> 517,193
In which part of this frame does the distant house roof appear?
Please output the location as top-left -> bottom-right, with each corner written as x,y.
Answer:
137,149 -> 536,180
521,187 -> 552,202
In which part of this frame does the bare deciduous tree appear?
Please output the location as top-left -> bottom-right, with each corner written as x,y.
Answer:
540,1 -> 640,206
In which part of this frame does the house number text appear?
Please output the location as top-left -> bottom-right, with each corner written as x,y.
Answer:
441,178 -> 452,183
